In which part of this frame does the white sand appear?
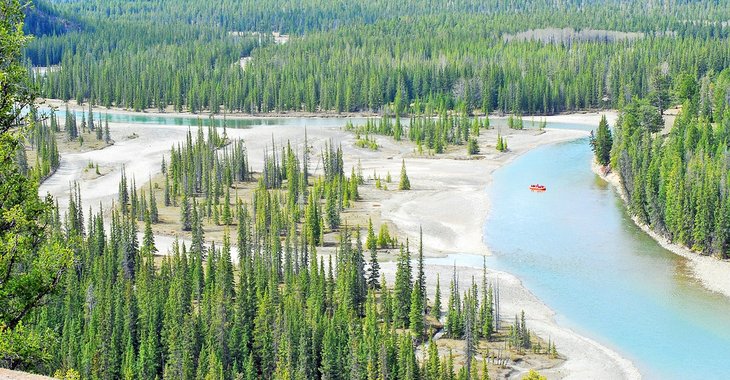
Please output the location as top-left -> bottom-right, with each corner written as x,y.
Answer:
0,368 -> 54,380
594,161 -> 730,301
40,107 -> 639,379
522,111 -> 619,127
39,122 -> 189,213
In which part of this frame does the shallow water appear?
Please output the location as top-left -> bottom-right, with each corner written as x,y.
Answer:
38,108 -> 368,129
480,137 -> 730,379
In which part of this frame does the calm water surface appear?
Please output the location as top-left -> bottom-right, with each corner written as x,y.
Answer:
38,108 -> 367,129
479,137 -> 730,379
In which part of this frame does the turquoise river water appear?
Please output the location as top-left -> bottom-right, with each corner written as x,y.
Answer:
481,132 -> 730,379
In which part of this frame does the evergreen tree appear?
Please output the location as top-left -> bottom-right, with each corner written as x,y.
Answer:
468,138 -> 480,155
149,182 -> 159,223
104,118 -> 111,144
222,188 -> 232,225
590,115 -> 613,166
377,223 -> 391,248
394,245 -> 412,327
431,274 -> 442,320
408,284 -> 424,341
181,191 -> 192,231
399,159 -> 411,190
366,222 -> 381,289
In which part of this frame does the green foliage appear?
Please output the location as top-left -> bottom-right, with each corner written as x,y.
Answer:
467,138 -> 480,155
522,369 -> 547,380
496,133 -> 507,152
444,264 -> 499,348
507,115 -> 523,130
25,108 -> 60,181
431,274 -> 442,320
29,1 -> 730,116
0,2 -> 72,370
377,223 -> 392,249
0,322 -> 52,371
394,245 -> 413,327
612,73 -> 730,257
589,115 -> 613,166
398,159 -> 410,190
366,219 -> 380,289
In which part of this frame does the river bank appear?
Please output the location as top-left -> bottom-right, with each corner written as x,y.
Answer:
38,107 -> 638,379
592,161 -> 730,301
38,98 -> 617,124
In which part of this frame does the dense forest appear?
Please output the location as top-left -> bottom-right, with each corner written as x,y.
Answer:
23,0 -> 730,114
607,68 -> 730,258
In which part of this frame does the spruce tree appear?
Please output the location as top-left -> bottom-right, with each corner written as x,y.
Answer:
149,183 -> 159,223
366,221 -> 381,290
104,118 -> 111,144
417,227 -> 426,311
377,223 -> 391,249
431,274 -> 442,320
222,188 -> 232,225
409,284 -> 424,341
398,159 -> 410,190
481,357 -> 490,380
164,174 -> 171,207
141,211 -> 157,257
181,191 -> 192,231
590,115 -> 613,166
394,245 -> 412,327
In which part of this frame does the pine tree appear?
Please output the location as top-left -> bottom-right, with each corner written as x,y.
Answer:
149,182 -> 159,223
104,118 -> 111,144
365,219 -> 381,289
96,119 -> 103,140
426,339 -> 440,379
431,274 -> 442,320
222,188 -> 232,225
496,133 -> 506,152
325,186 -> 339,230
399,159 -> 410,190
417,227 -> 426,311
467,138 -> 479,155
191,201 -> 205,254
394,245 -> 412,327
408,284 -> 424,341
377,223 -> 391,249
181,191 -> 192,231
141,211 -> 157,257
590,115 -> 613,166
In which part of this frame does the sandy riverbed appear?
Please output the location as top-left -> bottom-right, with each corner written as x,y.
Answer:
38,105 -> 637,379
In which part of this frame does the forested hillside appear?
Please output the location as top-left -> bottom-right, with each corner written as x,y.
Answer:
24,0 -> 730,114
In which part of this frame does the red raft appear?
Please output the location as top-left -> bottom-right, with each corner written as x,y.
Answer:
529,184 -> 547,192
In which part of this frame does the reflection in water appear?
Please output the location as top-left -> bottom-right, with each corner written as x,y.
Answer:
38,108 -> 369,130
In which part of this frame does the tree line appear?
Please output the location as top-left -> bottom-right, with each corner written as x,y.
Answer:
24,1 -> 730,115
604,68 -> 730,257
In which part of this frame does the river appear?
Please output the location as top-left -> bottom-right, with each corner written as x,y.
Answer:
479,132 -> 730,378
